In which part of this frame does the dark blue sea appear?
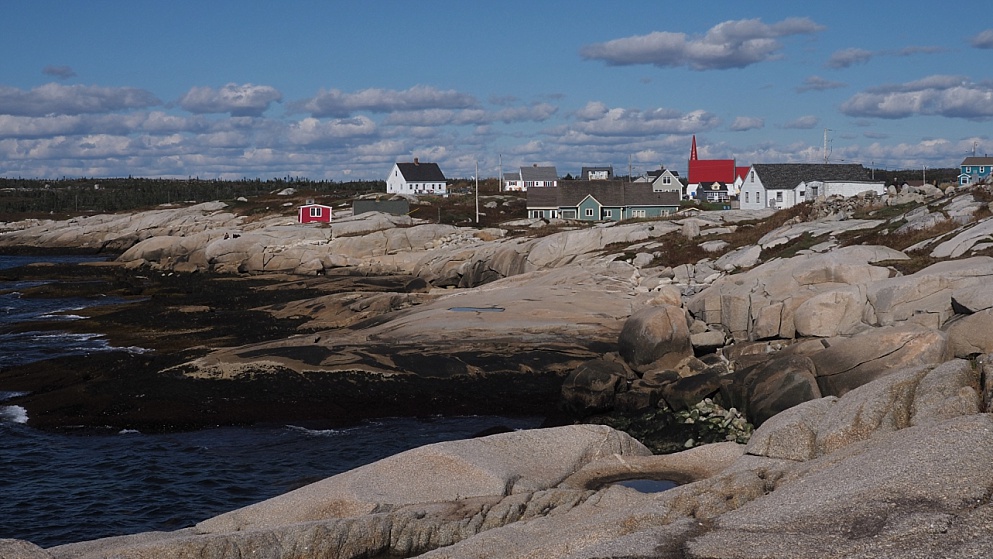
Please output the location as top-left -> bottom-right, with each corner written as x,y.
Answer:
0,255 -> 542,549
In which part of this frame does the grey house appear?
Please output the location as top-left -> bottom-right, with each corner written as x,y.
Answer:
527,181 -> 680,221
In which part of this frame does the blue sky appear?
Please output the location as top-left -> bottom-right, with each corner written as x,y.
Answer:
3,0 -> 993,181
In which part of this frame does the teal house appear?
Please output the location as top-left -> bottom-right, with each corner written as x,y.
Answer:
526,181 -> 680,221
960,156 -> 993,185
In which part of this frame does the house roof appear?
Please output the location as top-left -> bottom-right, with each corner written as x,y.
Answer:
735,166 -> 750,181
689,159 -> 736,184
527,181 -> 681,208
520,165 -> 558,182
751,163 -> 872,189
962,157 -> 993,166
396,161 -> 446,182
581,166 -> 613,177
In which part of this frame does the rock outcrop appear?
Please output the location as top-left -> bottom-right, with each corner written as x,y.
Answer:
36,357 -> 990,559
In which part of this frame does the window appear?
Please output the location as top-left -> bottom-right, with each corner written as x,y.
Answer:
745,192 -> 750,203
309,207 -> 321,218
632,209 -> 646,218
662,175 -> 671,184
750,171 -> 755,182
585,208 -> 594,217
603,209 -> 613,218
776,191 -> 783,201
799,191 -> 805,198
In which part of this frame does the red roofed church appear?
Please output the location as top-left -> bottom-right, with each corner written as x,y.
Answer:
687,135 -> 738,199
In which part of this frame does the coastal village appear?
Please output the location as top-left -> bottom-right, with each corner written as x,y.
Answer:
4,137 -> 993,557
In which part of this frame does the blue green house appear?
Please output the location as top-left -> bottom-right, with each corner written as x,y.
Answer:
960,156 -> 993,185
526,181 -> 680,221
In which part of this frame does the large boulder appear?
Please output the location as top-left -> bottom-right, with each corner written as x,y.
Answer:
746,359 -> 980,461
722,354 -> 822,426
945,309 -> 993,357
618,305 -> 693,372
865,256 -> 993,328
560,358 -> 631,414
686,246 -> 904,342
808,325 -> 951,396
792,286 -> 867,337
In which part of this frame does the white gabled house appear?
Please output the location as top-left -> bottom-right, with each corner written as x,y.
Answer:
636,167 -> 683,194
740,163 -> 885,210
386,158 -> 448,196
504,164 -> 558,191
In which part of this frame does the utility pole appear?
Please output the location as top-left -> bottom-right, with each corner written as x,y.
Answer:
498,154 -> 503,193
475,160 -> 480,225
823,129 -> 832,164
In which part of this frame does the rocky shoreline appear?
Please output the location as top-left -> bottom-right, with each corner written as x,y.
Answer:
6,182 -> 993,557
0,260 -> 577,432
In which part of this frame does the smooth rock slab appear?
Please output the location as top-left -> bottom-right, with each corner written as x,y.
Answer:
195,425 -> 650,534
688,414 -> 993,558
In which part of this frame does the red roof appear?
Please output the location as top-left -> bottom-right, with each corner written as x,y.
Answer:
736,166 -> 750,181
688,159 -> 736,184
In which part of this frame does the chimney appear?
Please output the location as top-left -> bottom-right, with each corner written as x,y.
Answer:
414,157 -> 419,165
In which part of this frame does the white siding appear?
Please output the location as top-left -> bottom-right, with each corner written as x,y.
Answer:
739,167 -> 765,210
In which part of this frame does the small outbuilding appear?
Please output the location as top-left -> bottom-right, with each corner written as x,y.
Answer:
298,201 -> 333,224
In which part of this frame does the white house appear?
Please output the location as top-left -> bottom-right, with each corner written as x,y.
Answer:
740,163 -> 884,210
386,158 -> 448,196
504,164 -> 558,191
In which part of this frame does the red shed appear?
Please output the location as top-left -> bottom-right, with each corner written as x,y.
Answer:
298,203 -> 333,224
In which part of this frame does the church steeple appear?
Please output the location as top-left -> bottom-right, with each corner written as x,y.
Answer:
690,135 -> 698,161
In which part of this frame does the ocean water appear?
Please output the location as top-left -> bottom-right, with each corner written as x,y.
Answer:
0,255 -> 542,549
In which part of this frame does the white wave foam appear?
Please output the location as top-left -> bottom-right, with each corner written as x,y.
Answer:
0,391 -> 29,402
1,405 -> 28,424
118,429 -> 141,435
285,424 -> 342,437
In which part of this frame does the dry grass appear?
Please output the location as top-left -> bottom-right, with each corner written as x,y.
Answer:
841,219 -> 961,252
648,232 -> 714,268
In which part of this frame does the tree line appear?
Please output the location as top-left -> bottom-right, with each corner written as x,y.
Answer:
0,177 -> 386,218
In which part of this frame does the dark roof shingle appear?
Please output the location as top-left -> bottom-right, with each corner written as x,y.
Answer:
396,161 -> 446,182
752,164 -> 871,189
527,181 -> 681,208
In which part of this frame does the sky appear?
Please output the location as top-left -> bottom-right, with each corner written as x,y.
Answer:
3,0 -> 993,181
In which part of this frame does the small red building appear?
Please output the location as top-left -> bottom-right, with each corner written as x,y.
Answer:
298,202 -> 333,224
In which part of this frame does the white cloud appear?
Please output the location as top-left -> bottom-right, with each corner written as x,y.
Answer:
580,17 -> 824,70
299,85 -> 476,117
840,75 -> 993,119
0,83 -> 160,116
179,83 -> 282,117
730,116 -> 764,131
382,102 -> 558,128
286,116 -> 377,145
826,48 -> 873,69
827,45 -> 944,69
567,102 -> 719,137
783,115 -> 819,129
970,29 -> 993,49
0,112 -> 210,139
797,75 -> 846,93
